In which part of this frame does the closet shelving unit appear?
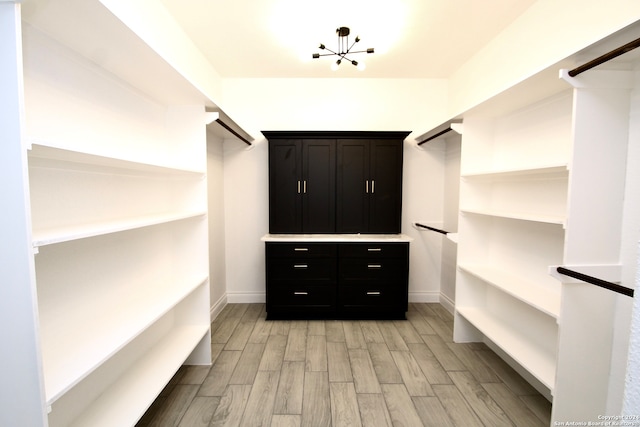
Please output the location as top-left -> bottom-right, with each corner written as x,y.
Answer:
423,22 -> 640,421
1,0 -> 252,425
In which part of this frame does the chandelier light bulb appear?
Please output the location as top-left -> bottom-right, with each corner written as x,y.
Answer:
357,62 -> 366,71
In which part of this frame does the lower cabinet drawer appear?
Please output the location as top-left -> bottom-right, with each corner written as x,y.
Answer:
339,284 -> 406,310
339,258 -> 407,282
268,285 -> 336,311
268,259 -> 336,282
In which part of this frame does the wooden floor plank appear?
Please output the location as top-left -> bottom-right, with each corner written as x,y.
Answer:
229,343 -> 266,385
356,393 -> 393,427
210,384 -> 252,427
476,349 -> 539,395
224,321 -> 255,351
447,371 -> 513,427
390,350 -> 435,396
239,370 -> 281,427
176,396 -> 219,427
284,328 -> 307,361
325,320 -> 346,342
349,349 -> 382,394
483,382 -> 547,427
199,351 -> 242,397
327,341 -> 353,382
377,321 -> 409,351
305,335 -> 328,372
270,414 -> 301,427
359,321 -> 385,343
393,320 -> 423,344
330,382 -> 363,427
412,396 -> 455,427
407,342 -> 452,385
259,334 -> 287,371
248,316 -> 272,344
307,320 -> 326,336
148,384 -> 198,427
447,342 -> 500,383
301,371 -> 331,427
343,321 -> 367,349
273,361 -> 305,415
380,384 -> 424,427
367,342 -> 403,384
433,384 -> 484,427
420,334 -> 466,371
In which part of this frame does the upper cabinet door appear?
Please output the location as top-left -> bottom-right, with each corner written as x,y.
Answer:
336,138 -> 403,233
336,139 -> 370,233
369,139 -> 403,233
302,139 -> 336,233
269,139 -> 302,233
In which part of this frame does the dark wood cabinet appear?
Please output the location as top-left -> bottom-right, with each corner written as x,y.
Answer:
265,131 -> 408,234
336,138 -> 403,233
265,241 -> 409,319
268,138 -> 335,233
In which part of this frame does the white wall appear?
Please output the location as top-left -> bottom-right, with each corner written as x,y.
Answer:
221,78 -> 449,302
446,0 -> 640,124
622,65 -> 640,414
206,131 -> 228,318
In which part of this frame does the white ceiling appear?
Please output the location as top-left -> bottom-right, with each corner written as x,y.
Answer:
160,0 -> 537,79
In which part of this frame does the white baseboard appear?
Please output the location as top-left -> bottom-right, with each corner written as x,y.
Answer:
226,292 -> 266,304
408,291 -> 441,303
439,292 -> 455,315
210,294 -> 228,323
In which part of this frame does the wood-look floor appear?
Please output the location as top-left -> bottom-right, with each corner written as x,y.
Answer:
136,303 -> 551,427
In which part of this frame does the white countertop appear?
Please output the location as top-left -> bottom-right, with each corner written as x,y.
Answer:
261,233 -> 413,242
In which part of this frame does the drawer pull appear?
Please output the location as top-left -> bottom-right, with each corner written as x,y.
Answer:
367,248 -> 382,252
367,264 -> 382,269
294,291 -> 309,295
294,248 -> 309,252
293,264 -> 308,268
367,291 -> 381,295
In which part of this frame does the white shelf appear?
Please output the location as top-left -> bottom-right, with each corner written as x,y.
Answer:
456,306 -> 556,390
68,324 -> 209,427
460,208 -> 565,226
461,164 -> 568,180
458,264 -> 560,318
33,211 -> 206,247
28,143 -> 205,176
43,277 -> 207,405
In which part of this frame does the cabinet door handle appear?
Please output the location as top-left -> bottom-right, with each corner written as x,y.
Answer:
367,264 -> 382,269
365,180 -> 369,194
371,180 -> 375,194
297,180 -> 301,194
294,248 -> 309,252
294,291 -> 308,295
367,248 -> 382,252
367,291 -> 381,295
303,180 -> 307,194
293,264 -> 308,268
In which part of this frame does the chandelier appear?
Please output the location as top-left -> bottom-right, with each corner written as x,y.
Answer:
312,27 -> 374,71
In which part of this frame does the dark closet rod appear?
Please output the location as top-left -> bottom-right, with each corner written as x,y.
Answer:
556,266 -> 634,297
417,127 -> 453,146
215,119 -> 252,146
415,222 -> 450,235
568,36 -> 640,77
